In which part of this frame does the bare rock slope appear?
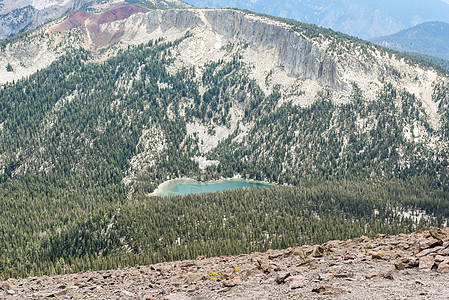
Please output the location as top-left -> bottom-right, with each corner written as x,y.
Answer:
1,227 -> 449,299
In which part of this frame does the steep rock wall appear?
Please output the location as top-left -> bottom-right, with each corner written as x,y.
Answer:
204,10 -> 345,90
145,9 -> 204,34
136,9 -> 344,90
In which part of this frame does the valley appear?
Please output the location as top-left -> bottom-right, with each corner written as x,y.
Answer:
0,0 -> 448,288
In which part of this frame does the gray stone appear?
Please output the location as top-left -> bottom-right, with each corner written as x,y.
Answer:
275,272 -> 291,284
417,238 -> 441,251
416,246 -> 444,257
222,280 -> 237,288
311,246 -> 325,257
289,275 -> 306,289
394,261 -> 405,270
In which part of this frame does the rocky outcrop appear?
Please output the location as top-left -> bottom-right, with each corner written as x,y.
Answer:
0,5 -> 36,39
139,9 -> 344,91
58,8 -> 344,91
1,227 -> 449,299
204,10 -> 345,91
145,10 -> 204,34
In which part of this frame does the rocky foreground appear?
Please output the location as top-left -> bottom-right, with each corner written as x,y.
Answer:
1,228 -> 449,299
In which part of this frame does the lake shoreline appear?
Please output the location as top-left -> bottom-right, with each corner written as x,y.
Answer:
149,176 -> 273,197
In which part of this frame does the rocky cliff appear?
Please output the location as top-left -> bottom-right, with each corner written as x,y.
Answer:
204,10 -> 344,90
3,6 -> 443,94
1,227 -> 448,299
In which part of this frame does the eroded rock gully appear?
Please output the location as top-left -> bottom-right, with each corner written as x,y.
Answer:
1,227 -> 449,299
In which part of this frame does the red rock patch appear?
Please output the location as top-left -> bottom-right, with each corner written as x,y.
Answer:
50,5 -> 148,48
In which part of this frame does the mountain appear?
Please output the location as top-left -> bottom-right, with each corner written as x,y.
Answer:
0,0 -> 189,39
2,228 -> 449,299
183,0 -> 449,40
405,52 -> 449,70
0,0 -> 93,39
372,22 -> 449,61
0,3 -> 449,280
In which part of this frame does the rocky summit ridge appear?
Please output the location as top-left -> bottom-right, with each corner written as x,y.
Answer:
1,227 -> 449,299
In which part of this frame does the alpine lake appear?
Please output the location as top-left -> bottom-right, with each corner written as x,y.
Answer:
152,178 -> 271,197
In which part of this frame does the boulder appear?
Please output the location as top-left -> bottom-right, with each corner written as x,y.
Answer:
222,280 -> 237,288
416,246 -> 444,257
268,251 -> 284,260
437,248 -> 449,256
0,283 -> 10,291
183,274 -> 205,285
418,256 -> 435,271
257,259 -> 273,273
430,227 -> 449,242
437,260 -> 449,273
275,272 -> 291,284
311,246 -> 325,258
401,257 -> 418,268
394,261 -> 405,270
382,270 -> 398,280
365,273 -> 379,279
417,238 -> 441,251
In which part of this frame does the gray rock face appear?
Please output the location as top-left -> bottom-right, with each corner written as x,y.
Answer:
145,10 -> 204,34
205,10 -> 344,90
143,9 -> 343,91
0,0 -> 92,39
0,5 -> 35,38
185,0 -> 449,40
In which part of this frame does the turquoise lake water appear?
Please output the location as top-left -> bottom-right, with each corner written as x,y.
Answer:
153,179 -> 271,197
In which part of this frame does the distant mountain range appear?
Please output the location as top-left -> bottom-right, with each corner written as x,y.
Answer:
372,22 -> 449,61
184,0 -> 449,39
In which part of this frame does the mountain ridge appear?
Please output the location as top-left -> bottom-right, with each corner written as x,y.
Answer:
372,21 -> 449,61
183,0 -> 449,39
0,0 -> 190,40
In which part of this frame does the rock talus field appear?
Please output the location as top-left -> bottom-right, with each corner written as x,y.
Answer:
1,228 -> 449,299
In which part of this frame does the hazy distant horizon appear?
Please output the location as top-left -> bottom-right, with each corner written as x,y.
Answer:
184,0 -> 449,39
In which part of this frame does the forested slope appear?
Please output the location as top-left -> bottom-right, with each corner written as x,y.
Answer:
0,6 -> 448,280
